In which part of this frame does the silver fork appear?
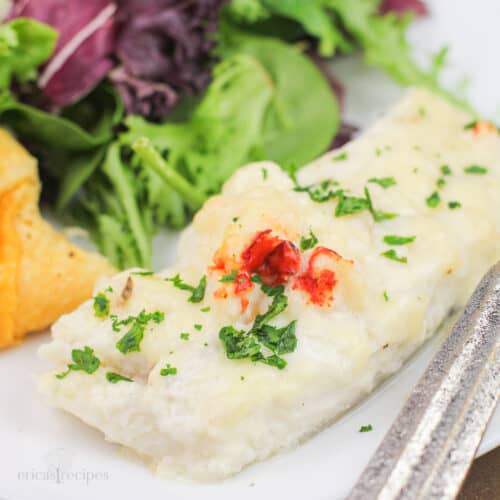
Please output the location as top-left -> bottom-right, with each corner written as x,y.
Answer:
348,262 -> 500,500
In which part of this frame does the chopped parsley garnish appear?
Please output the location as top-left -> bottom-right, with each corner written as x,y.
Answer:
200,306 -> 211,312
262,167 -> 268,180
252,352 -> 288,369
294,179 -> 341,203
436,178 -> 446,189
93,293 -> 110,318
115,310 -> 165,354
180,333 -> 190,340
464,120 -> 477,130
219,269 -> 239,283
335,192 -> 369,217
381,249 -> 407,263
383,235 -> 416,246
383,290 -> 389,302
160,363 -> 177,376
254,321 -> 297,355
359,424 -> 373,433
253,293 -> 288,328
56,346 -> 100,379
165,274 -> 207,303
261,284 -> 285,297
333,151 -> 348,161
106,372 -> 133,384
375,147 -> 382,157
367,176 -> 396,189
194,324 -> 202,331
219,326 -> 260,359
418,107 -> 426,117
365,187 -> 397,222
250,274 -> 263,284
426,191 -> 441,208
448,201 -> 462,209
232,216 -> 239,223
440,165 -> 452,176
464,165 -> 488,175
300,229 -> 318,251
219,285 -> 297,370
105,286 -> 113,293
130,271 -> 154,276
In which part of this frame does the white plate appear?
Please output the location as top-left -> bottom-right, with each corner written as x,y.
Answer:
1,1 -> 499,499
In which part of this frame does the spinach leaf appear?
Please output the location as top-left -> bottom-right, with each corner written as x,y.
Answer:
0,84 -> 123,151
218,27 -> 340,166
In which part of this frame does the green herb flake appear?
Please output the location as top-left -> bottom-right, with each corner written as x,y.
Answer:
464,165 -> 488,175
194,324 -> 203,331
367,177 -> 396,189
418,107 -> 426,117
56,346 -> 100,379
250,274 -> 263,284
165,274 -> 207,303
93,293 -> 110,319
160,363 -> 177,376
106,372 -> 133,384
300,229 -> 318,251
333,151 -> 348,161
180,333 -> 190,341
381,249 -> 407,263
232,216 -> 239,223
219,326 -> 261,360
115,310 -> 165,354
254,353 -> 288,370
383,290 -> 389,302
219,269 -> 239,283
294,179 -> 341,203
383,235 -> 416,246
218,286 -> 297,370
240,375 -> 245,381
261,284 -> 285,297
375,147 -> 382,157
426,191 -> 441,208
359,424 -> 373,433
436,178 -> 446,189
440,165 -> 452,176
130,271 -> 155,276
464,120 -> 478,130
105,286 -> 114,293
201,306 -> 211,312
335,192 -> 369,217
365,187 -> 397,222
262,167 -> 268,180
448,201 -> 462,209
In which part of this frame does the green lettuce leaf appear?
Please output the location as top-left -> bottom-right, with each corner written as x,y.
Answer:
0,18 -> 57,88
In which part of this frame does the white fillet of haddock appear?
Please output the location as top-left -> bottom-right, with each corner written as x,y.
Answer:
39,89 -> 500,480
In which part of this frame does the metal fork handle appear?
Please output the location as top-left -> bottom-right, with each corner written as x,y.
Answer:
348,262 -> 500,500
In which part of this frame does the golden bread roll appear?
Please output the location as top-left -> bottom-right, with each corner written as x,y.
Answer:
0,128 -> 114,349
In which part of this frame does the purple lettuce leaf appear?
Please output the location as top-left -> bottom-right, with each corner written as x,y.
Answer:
111,0 -> 225,119
109,65 -> 178,121
380,0 -> 428,16
10,0 -> 117,107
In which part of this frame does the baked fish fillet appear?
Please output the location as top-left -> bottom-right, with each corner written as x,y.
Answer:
39,89 -> 500,480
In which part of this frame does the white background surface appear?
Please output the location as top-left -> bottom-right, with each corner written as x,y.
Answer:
1,1 -> 499,499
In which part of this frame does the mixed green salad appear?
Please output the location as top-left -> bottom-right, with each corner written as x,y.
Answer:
0,0 -> 466,269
